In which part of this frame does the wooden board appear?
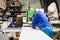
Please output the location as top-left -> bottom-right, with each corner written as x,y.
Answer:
19,27 -> 53,40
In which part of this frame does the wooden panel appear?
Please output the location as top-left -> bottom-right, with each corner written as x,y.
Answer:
19,27 -> 53,40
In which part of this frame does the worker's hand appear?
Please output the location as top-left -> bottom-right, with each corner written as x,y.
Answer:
32,27 -> 36,29
32,27 -> 39,30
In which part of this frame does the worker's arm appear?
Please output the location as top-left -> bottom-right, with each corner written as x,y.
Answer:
32,13 -> 38,29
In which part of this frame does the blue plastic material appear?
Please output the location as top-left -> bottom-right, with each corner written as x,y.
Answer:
32,11 -> 53,38
8,21 -> 15,28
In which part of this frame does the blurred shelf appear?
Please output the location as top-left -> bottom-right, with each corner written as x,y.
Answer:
9,10 -> 26,13
50,20 -> 60,24
2,28 -> 22,33
53,27 -> 60,32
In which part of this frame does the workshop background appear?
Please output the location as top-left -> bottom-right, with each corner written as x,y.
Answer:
0,0 -> 60,40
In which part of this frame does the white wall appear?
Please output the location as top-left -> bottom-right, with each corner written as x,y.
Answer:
18,0 -> 41,10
